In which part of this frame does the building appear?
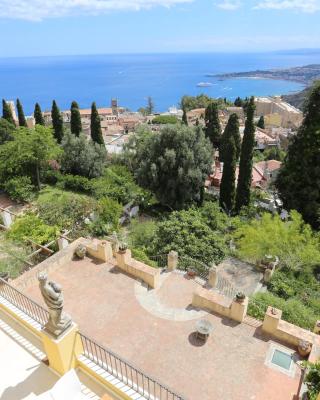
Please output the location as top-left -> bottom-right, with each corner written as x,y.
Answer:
186,108 -> 205,125
209,159 -> 282,190
255,96 -> 303,129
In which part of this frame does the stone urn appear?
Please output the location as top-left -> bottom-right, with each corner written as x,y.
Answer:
297,340 -> 312,357
74,244 -> 87,259
235,292 -> 246,303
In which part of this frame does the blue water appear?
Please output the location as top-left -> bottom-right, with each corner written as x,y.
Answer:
0,51 -> 319,114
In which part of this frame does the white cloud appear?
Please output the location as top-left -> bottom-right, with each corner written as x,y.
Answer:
0,0 -> 194,21
254,0 -> 320,13
216,1 -> 242,10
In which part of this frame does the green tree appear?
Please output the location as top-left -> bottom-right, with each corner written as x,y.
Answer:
133,124 -> 212,209
51,100 -> 64,143
182,107 -> 188,125
90,102 -> 104,145
152,115 -> 178,124
219,136 -> 236,213
204,102 -> 221,148
233,211 -> 320,271
70,101 -> 82,136
16,99 -> 27,127
2,99 -> 15,125
180,94 -> 212,112
153,208 -> 227,265
34,103 -> 45,126
257,115 -> 265,129
0,118 -> 15,144
276,82 -> 320,229
235,97 -> 256,213
0,126 -> 61,190
60,131 -> 105,178
146,96 -> 154,115
220,113 -> 241,162
234,97 -> 243,107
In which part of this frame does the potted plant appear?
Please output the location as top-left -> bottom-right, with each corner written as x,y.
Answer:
235,291 -> 246,303
187,268 -> 196,278
118,242 -> 128,254
74,244 -> 86,259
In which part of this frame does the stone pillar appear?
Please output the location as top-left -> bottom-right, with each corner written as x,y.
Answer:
262,306 -> 282,335
57,237 -> 69,251
98,241 -> 113,262
208,265 -> 218,288
314,320 -> 320,335
167,251 -> 178,271
230,297 -> 248,323
40,323 -> 83,375
115,249 -> 132,271
1,210 -> 12,228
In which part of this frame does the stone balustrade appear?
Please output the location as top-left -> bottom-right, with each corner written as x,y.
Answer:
116,249 -> 160,289
192,287 -> 248,323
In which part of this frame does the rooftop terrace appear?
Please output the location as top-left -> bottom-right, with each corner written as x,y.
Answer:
17,254 -> 303,400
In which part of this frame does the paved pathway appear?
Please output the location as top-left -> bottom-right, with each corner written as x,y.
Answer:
135,270 -> 207,321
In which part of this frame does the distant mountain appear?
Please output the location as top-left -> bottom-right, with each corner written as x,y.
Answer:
214,64 -> 320,85
282,86 -> 312,110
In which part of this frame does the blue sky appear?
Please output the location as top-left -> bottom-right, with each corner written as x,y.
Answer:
0,0 -> 319,57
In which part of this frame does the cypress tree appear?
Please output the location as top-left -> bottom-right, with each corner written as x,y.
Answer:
204,102 -> 221,148
235,97 -> 256,213
90,102 -> 104,145
2,99 -> 15,125
234,97 -> 243,107
220,136 -> 237,214
182,107 -> 188,126
34,103 -> 45,125
16,99 -> 27,127
51,100 -> 64,143
220,113 -> 241,163
257,115 -> 265,129
70,101 -> 82,136
276,82 -> 320,229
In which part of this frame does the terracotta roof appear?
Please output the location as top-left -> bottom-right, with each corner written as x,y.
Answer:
255,160 -> 282,172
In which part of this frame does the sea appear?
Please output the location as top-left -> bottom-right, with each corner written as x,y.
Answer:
0,51 -> 319,114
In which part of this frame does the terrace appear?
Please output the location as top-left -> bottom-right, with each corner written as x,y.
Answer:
3,238 -> 309,400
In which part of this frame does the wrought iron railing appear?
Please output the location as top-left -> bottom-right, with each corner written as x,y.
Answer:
177,256 -> 210,280
0,277 -> 48,326
79,332 -> 186,400
149,254 -> 168,269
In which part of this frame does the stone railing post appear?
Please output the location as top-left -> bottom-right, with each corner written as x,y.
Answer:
230,296 -> 248,323
314,320 -> 320,335
262,306 -> 282,335
57,237 -> 69,251
115,248 -> 132,271
167,251 -> 178,271
1,210 -> 12,228
208,265 -> 218,288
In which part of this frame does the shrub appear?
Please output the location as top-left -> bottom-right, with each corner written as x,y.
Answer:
128,219 -> 157,253
7,213 -> 59,245
37,187 -> 96,230
152,115 -> 179,124
131,248 -> 157,268
56,174 -> 93,193
305,362 -> 320,400
4,176 -> 35,202
248,292 -> 316,330
90,197 -> 123,236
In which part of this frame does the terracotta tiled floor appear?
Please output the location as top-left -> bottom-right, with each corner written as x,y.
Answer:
23,258 -> 302,400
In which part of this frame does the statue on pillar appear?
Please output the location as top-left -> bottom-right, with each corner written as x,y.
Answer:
38,272 -> 72,338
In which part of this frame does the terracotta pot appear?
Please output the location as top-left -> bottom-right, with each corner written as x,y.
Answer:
298,340 -> 312,357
